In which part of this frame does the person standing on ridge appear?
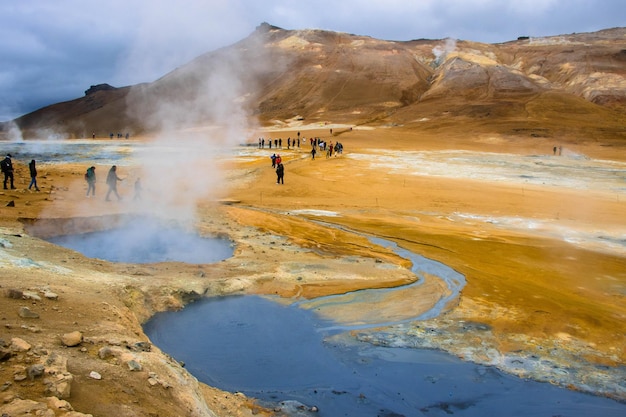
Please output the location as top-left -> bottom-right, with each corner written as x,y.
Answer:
105,165 -> 123,201
28,159 -> 40,191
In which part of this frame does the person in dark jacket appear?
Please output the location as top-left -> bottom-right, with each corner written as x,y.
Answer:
1,154 -> 15,190
85,166 -> 96,197
105,165 -> 123,201
28,159 -> 40,191
276,163 -> 284,184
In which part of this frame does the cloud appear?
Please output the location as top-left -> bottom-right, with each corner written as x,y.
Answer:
0,0 -> 623,120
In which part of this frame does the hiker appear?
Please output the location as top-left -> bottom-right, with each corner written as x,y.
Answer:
1,154 -> 15,190
28,159 -> 40,191
275,154 -> 282,165
276,163 -> 284,184
85,166 -> 96,197
271,153 -> 277,168
105,165 -> 123,201
311,147 -> 316,160
133,178 -> 142,201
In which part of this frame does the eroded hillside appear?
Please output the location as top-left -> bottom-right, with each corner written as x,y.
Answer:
2,24 -> 625,143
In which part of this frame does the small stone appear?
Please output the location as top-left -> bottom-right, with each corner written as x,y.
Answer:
132,341 -> 151,352
46,396 -> 73,411
0,348 -> 12,362
127,360 -> 142,372
98,346 -> 113,360
10,337 -> 31,352
89,371 -> 101,380
147,377 -> 159,386
6,289 -> 23,299
18,306 -> 39,319
22,291 -> 41,301
14,373 -> 27,382
60,331 -> 82,347
27,364 -> 45,380
43,291 -> 58,300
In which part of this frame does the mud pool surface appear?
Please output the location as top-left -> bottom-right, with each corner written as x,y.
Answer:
144,295 -> 626,417
48,220 -> 233,264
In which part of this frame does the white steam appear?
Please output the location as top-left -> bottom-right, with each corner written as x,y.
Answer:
432,38 -> 457,66
123,36 -> 270,224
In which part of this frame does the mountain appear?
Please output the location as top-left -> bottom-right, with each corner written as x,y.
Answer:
2,23 -> 625,144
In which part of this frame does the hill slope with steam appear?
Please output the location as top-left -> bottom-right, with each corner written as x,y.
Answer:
3,23 -> 626,145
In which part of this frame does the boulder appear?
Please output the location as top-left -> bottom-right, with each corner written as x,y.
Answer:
60,331 -> 83,347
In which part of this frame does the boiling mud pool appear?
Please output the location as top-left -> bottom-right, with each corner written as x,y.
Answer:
144,296 -> 626,417
48,220 -> 233,264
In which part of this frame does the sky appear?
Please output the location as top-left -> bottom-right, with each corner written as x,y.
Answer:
0,0 -> 623,121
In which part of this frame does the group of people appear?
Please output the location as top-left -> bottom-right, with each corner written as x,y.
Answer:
259,133 -> 343,184
2,153 -> 40,191
270,154 -> 284,184
85,165 -> 142,201
258,137 -> 302,150
0,152 -> 143,202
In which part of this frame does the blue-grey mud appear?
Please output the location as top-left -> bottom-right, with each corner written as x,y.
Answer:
47,218 -> 233,264
144,294 -> 626,416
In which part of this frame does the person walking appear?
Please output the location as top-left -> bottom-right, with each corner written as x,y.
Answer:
133,178 -> 142,201
276,162 -> 284,184
85,166 -> 96,197
28,159 -> 40,191
1,154 -> 15,190
105,165 -> 123,201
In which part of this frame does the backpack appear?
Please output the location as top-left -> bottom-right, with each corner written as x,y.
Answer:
0,158 -> 8,173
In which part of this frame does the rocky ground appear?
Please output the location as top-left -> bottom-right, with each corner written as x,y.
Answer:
0,124 -> 625,416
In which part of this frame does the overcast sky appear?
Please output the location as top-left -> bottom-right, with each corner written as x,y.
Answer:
0,0 -> 623,121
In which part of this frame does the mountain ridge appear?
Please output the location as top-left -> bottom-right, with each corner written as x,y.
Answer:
2,24 -> 625,144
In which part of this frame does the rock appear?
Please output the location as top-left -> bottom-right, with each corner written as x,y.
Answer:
0,348 -> 12,361
44,373 -> 73,399
27,364 -> 45,379
127,360 -> 142,371
10,337 -> 31,352
6,200 -> 15,207
46,396 -> 73,411
22,291 -> 42,301
0,398 -> 46,415
6,288 -> 23,299
131,341 -> 152,352
43,291 -> 59,300
98,346 -> 114,359
42,353 -> 73,399
89,371 -> 102,380
60,331 -> 83,347
18,306 -> 40,319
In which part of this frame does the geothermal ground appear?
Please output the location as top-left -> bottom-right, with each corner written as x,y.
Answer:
0,124 -> 625,416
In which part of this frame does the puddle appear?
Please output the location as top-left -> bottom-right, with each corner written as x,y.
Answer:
47,218 -> 233,264
144,295 -> 626,416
